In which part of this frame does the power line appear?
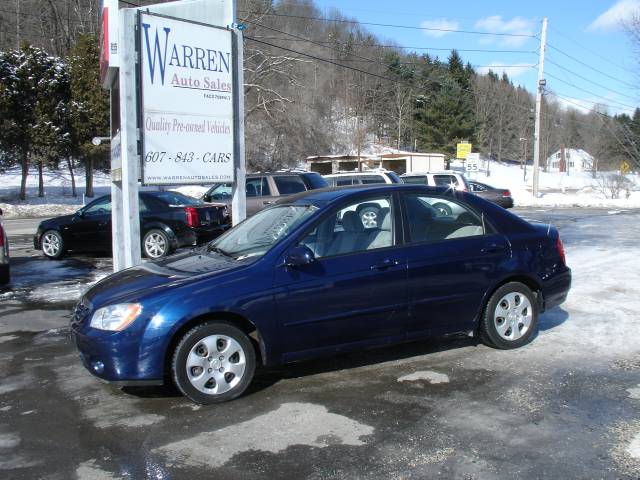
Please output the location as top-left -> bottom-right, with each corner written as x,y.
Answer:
245,34 -> 536,116
248,36 -> 537,55
239,9 -> 537,38
547,92 -> 640,167
546,43 -> 636,90
548,25 -> 633,75
544,70 -> 637,112
244,19 -> 537,114
546,57 -> 638,102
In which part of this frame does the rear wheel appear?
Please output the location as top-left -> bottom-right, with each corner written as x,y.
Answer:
143,229 -> 170,259
172,321 -> 256,404
479,282 -> 538,349
41,230 -> 64,259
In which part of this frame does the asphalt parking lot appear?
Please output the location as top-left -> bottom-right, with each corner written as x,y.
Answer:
1,208 -> 639,479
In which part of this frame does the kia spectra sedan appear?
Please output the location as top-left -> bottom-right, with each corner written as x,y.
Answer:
71,185 -> 571,404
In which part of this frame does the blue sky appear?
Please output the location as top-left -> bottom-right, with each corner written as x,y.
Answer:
310,0 -> 639,116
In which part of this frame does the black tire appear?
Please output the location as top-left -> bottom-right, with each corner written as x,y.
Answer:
142,229 -> 170,259
172,321 -> 256,404
479,282 -> 538,350
41,230 -> 65,259
432,202 -> 452,216
0,264 -> 9,285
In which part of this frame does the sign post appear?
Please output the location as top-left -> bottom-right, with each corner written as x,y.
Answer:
101,0 -> 245,272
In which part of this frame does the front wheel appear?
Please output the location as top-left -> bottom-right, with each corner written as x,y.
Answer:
41,230 -> 64,259
143,229 -> 170,259
479,282 -> 538,349
172,321 -> 256,404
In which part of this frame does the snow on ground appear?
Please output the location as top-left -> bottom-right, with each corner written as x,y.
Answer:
0,166 -> 111,219
457,160 -> 640,208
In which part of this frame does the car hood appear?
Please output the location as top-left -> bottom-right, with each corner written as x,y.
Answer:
84,249 -> 251,307
40,214 -> 75,228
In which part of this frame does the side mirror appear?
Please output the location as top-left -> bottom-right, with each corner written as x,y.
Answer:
202,194 -> 211,202
76,209 -> 85,218
285,246 -> 315,268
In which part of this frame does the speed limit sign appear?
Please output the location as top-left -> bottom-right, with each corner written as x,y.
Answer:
466,153 -> 479,172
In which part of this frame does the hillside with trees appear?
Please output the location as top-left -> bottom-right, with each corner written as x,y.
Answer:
0,0 -> 638,199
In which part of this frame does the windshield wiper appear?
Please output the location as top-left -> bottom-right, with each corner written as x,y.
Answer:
206,244 -> 233,258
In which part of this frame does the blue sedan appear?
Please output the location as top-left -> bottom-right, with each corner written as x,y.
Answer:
71,185 -> 571,404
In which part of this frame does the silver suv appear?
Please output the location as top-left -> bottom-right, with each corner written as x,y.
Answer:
202,172 -> 328,217
400,171 -> 470,191
323,171 -> 402,187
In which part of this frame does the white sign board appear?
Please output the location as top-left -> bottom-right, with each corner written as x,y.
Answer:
139,12 -> 235,185
466,152 -> 480,172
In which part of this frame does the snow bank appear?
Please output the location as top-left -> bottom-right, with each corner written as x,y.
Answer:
458,161 -> 640,208
0,166 -> 112,218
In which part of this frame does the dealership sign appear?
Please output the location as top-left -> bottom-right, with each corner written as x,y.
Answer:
139,12 -> 235,185
99,0 -> 119,87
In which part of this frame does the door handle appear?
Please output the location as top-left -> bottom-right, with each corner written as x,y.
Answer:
263,201 -> 274,205
481,243 -> 506,254
370,258 -> 399,270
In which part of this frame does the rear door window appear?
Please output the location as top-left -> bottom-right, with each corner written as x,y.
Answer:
404,194 -> 484,243
401,176 -> 427,185
433,175 -> 459,188
336,177 -> 354,186
360,175 -> 386,184
273,175 -> 307,195
246,177 -> 271,197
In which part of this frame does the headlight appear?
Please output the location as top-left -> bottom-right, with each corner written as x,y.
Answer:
90,303 -> 142,331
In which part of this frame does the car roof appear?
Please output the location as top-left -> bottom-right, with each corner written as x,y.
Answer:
277,183 -> 452,205
324,172 -> 390,177
401,171 -> 464,176
246,172 -> 310,177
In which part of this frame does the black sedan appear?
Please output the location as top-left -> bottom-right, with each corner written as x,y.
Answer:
34,191 -> 229,259
468,181 -> 514,208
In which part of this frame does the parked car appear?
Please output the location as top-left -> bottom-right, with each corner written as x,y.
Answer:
70,184 -> 571,404
201,172 -> 328,218
323,170 -> 402,187
468,181 -> 514,209
0,208 -> 9,284
34,191 -> 229,260
401,171 -> 470,191
400,171 -> 471,216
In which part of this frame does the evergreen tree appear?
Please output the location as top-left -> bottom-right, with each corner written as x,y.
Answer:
68,34 -> 109,198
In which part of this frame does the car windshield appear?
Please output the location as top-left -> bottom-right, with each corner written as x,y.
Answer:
152,191 -> 203,206
209,205 -> 318,260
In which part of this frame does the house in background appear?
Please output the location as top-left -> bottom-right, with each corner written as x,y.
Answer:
546,148 -> 594,174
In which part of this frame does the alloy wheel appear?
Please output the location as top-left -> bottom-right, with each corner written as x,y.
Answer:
144,232 -> 167,258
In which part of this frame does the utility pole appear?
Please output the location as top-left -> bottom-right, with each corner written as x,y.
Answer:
15,0 -> 20,49
532,17 -> 548,199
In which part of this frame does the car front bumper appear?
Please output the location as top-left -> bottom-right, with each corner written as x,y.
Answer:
70,318 -> 165,386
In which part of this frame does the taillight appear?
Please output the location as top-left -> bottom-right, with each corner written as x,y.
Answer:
502,190 -> 511,197
185,207 -> 200,227
0,226 -> 4,247
556,236 -> 566,265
